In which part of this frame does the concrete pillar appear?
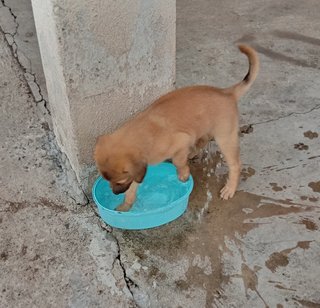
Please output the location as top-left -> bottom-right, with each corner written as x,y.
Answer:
31,0 -> 176,186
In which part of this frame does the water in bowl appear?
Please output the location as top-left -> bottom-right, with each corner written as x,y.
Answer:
95,168 -> 191,212
132,174 -> 189,212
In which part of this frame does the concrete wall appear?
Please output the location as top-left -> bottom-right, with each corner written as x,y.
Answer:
31,0 -> 176,183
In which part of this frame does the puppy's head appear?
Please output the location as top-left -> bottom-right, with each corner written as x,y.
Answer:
94,135 -> 147,194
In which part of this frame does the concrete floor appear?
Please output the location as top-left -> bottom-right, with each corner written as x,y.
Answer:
1,0 -> 320,307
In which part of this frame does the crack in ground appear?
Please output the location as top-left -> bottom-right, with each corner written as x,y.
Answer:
69,191 -> 89,206
1,0 -> 18,35
88,204 -> 139,306
89,202 -> 113,233
113,232 -> 140,307
0,1 -> 51,115
250,104 -> 320,126
116,246 -> 140,307
1,0 -> 19,58
29,71 -> 51,115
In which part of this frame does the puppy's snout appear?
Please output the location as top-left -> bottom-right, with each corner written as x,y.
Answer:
112,182 -> 131,195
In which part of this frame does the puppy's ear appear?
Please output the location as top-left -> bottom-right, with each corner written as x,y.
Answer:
131,160 -> 147,183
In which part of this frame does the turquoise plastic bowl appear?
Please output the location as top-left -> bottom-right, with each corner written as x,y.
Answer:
92,162 -> 194,230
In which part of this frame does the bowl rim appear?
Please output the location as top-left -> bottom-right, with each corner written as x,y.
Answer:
92,164 -> 194,216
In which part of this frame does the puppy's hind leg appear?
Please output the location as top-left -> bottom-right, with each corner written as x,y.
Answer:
215,132 -> 241,200
116,182 -> 139,212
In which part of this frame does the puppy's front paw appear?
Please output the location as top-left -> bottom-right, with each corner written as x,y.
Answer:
220,183 -> 237,200
116,202 -> 133,212
177,166 -> 190,182
179,174 -> 190,182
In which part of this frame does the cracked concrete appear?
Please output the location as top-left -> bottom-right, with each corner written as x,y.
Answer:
0,30 -> 136,307
0,0 -> 49,116
1,0 -> 320,307
250,104 -> 320,126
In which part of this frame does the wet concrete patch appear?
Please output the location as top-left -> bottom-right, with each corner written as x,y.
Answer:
293,298 -> 320,307
308,181 -> 320,193
297,241 -> 313,250
116,159 -> 316,306
265,241 -> 313,273
265,251 -> 289,273
240,124 -> 254,136
304,130 -> 318,139
240,263 -> 268,306
0,251 -> 8,261
175,279 -> 190,291
147,265 -> 167,281
273,284 -> 296,291
308,197 -> 319,202
270,183 -> 284,192
241,167 -> 256,181
294,143 -> 309,151
300,218 -> 318,231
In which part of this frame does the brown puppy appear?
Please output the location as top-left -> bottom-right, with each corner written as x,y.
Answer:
94,45 -> 259,211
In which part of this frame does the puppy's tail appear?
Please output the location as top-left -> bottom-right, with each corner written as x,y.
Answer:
224,44 -> 259,100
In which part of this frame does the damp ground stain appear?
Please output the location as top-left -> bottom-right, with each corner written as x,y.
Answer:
115,157 -> 316,307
